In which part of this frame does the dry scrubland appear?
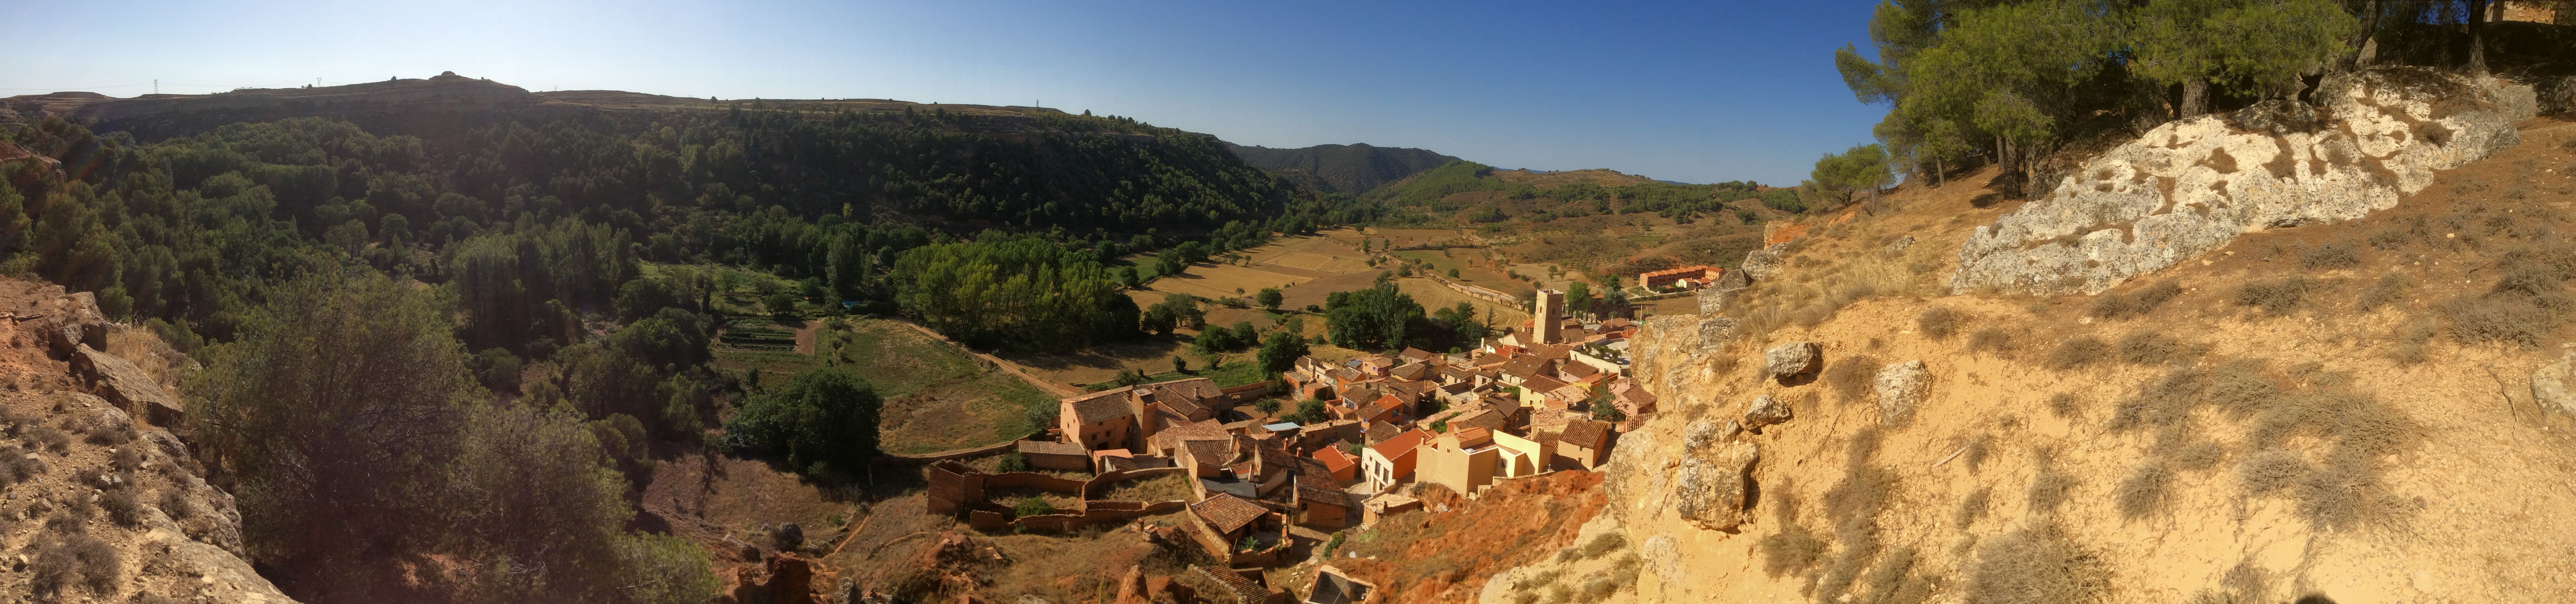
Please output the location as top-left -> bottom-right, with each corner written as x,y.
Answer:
1534,117 -> 2576,604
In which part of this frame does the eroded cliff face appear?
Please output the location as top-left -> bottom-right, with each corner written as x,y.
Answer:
0,282 -> 296,603
1951,67 -> 2537,295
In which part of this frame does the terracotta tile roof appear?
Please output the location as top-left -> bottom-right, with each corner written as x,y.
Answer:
1192,493 -> 1269,535
1561,419 -> 1612,449
1363,421 -> 1399,445
1185,439 -> 1236,468
1254,439 -> 1298,474
1499,357 -> 1551,380
1159,396 -> 1210,419
1451,408 -> 1507,434
1064,388 -> 1136,425
1436,366 -> 1478,383
1312,446 -> 1357,474
1370,429 -> 1433,461
1382,380 -> 1435,401
1562,362 -> 1600,378
1389,363 -> 1430,381
1549,384 -> 1591,403
1328,367 -> 1365,383
1452,426 -> 1493,446
1152,418 -> 1232,453
1193,565 -> 1272,602
1295,459 -> 1348,508
1144,377 -> 1224,405
1470,353 -> 1512,368
1521,375 -> 1569,395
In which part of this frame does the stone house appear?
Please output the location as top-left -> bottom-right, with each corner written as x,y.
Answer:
1555,419 -> 1616,471
1016,440 -> 1090,471
1060,387 -> 1139,452
1310,446 -> 1359,484
1414,428 -> 1498,496
1361,428 -> 1433,492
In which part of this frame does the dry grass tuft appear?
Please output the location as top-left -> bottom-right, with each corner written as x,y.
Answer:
2115,329 -> 2180,366
2237,450 -> 2310,496
2026,458 -> 2078,514
29,531 -> 119,597
1966,524 -> 2108,604
100,486 -> 143,527
2089,280 -> 2183,320
1813,430 -> 1897,599
2356,273 -> 2409,311
1954,487 -> 1992,528
2299,240 -> 2362,269
2047,392 -> 2082,419
1916,307 -> 1964,339
2232,276 -> 2318,315
1823,354 -> 1884,404
1755,489 -> 1825,577
2112,460 -> 2172,519
22,425 -> 70,452
2043,337 -> 2110,371
1967,328 -> 2017,358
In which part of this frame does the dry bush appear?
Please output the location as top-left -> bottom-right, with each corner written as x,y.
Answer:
101,487 -> 143,527
1512,568 -> 1565,592
2044,337 -> 2110,371
2047,392 -> 2082,419
2172,440 -> 2225,471
1734,247 -> 1927,338
2025,451 -> 2076,514
2232,276 -> 2317,314
2088,280 -> 2182,320
1565,532 -> 1626,562
2355,273 -> 2409,311
1966,524 -> 2108,604
1857,547 -> 1936,604
2386,319 -> 2438,364
1756,524 -> 1826,577
2114,329 -> 2180,366
1963,436 -> 1991,470
1816,431 -> 1896,599
158,489 -> 193,519
2299,240 -> 2362,269
23,425 -> 69,452
2437,296 -> 2550,347
29,531 -> 119,597
1954,487 -> 1992,528
1967,328 -> 2016,358
112,446 -> 142,472
1916,307 -> 1964,339
2112,460 -> 2172,519
1823,354 -> 1883,404
2237,450 -> 2310,495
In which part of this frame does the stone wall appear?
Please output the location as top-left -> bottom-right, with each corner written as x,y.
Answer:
1949,67 -> 2537,295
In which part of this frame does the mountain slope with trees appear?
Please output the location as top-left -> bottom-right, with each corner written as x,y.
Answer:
1226,142 -> 1462,194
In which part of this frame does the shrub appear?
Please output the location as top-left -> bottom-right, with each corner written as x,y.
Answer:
996,452 -> 1030,472
1965,524 -> 2108,604
78,419 -> 129,446
2172,441 -> 2225,471
1254,399 -> 1281,414
2299,240 -> 2361,269
23,425 -> 69,452
2232,277 -> 2315,314
1954,487 -> 1992,528
721,367 -> 883,477
2355,273 -> 2409,311
1967,328 -> 2016,358
158,490 -> 193,519
112,446 -> 142,472
1573,532 -> 1626,561
2237,450 -> 2309,495
2047,392 -> 2081,419
2115,329 -> 2179,365
29,532 -> 119,597
1915,307 -> 1963,339
2387,319 -> 2437,364
2026,457 -> 2076,513
1823,354 -> 1883,404
2437,295 -> 2550,347
101,486 -> 143,527
1755,525 -> 1825,577
2043,337 -> 2109,371
2089,280 -> 2182,319
2112,460 -> 2171,519
1013,496 -> 1055,518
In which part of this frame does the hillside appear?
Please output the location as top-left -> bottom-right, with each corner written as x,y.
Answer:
1498,67 -> 2576,604
1227,142 -> 1462,194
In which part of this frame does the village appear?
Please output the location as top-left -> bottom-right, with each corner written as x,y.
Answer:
919,268 -> 1716,602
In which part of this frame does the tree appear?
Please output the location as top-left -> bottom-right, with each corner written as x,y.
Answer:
1325,283 -> 1428,352
1256,287 -> 1284,311
1447,268 -> 1460,278
1258,330 -> 1311,374
2131,0 -> 2355,118
1014,496 -> 1056,518
1255,399 -> 1283,414
1293,399 -> 1329,424
722,366 -> 883,477
1173,355 -> 1189,373
1801,144 -> 1894,206
1231,321 -> 1258,345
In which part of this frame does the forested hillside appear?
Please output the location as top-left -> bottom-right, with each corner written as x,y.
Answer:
1227,142 -> 1461,194
1366,159 -> 1798,225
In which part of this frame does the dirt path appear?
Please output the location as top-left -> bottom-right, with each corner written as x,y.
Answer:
887,319 -> 1085,399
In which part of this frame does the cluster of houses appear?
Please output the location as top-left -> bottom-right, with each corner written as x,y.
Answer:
1042,289 -> 1656,572
1637,264 -> 1723,291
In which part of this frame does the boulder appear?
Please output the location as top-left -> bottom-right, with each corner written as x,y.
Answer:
1742,395 -> 1793,433
71,345 -> 185,425
1697,317 -> 1740,351
1950,68 -> 2537,295
1882,235 -> 1916,255
2536,351 -> 2576,418
1739,244 -> 1789,281
1674,438 -> 1760,532
1763,341 -> 1821,384
1682,417 -> 1739,451
1697,269 -> 1751,314
1873,360 -> 1929,425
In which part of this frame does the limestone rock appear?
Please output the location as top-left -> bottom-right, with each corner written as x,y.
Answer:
1674,439 -> 1760,531
71,344 -> 185,425
1739,243 -> 1789,281
1697,317 -> 1740,351
1949,67 -> 2536,295
1873,360 -> 1929,425
1742,395 -> 1793,433
1682,417 -> 1740,451
1697,268 -> 1751,314
1882,235 -> 1917,255
2536,352 -> 2576,418
34,290 -> 107,356
1763,341 -> 1821,383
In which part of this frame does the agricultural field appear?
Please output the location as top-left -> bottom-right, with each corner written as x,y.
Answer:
713,317 -> 1054,455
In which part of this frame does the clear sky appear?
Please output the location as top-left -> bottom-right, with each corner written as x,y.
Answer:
5,0 -> 1889,185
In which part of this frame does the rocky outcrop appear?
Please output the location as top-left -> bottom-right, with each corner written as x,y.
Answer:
71,345 -> 185,425
1696,269 -> 1750,314
1673,419 -> 1760,532
1950,67 -> 2538,295
1696,317 -> 1739,351
1739,244 -> 1789,281
1873,360 -> 1928,425
2537,352 -> 2576,418
1742,395 -> 1792,433
1763,342 -> 1821,384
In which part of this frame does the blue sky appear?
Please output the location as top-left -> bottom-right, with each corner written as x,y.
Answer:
5,0 -> 1889,185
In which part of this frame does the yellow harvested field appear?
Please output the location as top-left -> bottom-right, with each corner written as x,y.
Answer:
1144,262 -> 1311,299
1264,251 -> 1370,274
1396,279 -> 1531,329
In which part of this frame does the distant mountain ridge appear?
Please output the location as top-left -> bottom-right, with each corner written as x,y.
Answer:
1225,142 -> 1462,194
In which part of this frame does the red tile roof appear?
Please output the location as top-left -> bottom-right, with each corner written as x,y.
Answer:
1192,493 -> 1269,535
1063,388 -> 1136,425
1561,419 -> 1612,449
1312,446 -> 1357,474
1370,429 -> 1433,460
